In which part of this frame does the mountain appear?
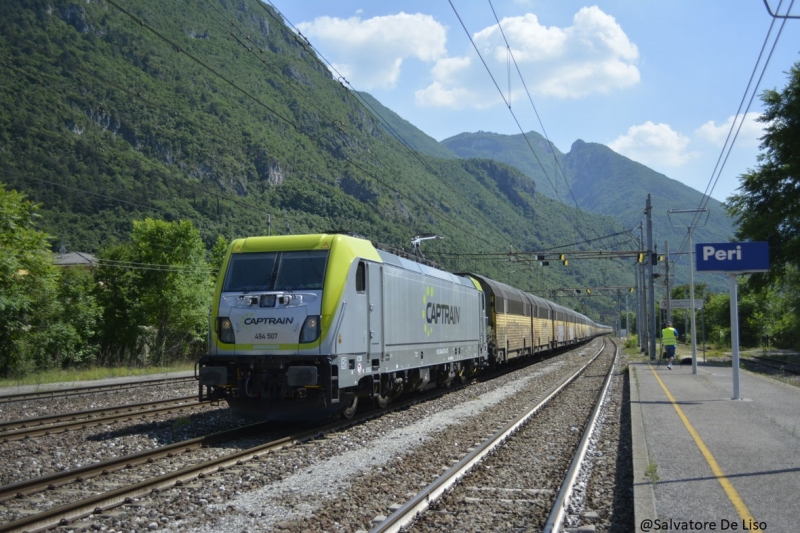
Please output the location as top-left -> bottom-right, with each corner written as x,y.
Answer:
441,130 -> 563,199
563,140 -> 732,239
356,92 -> 459,160
441,132 -> 735,280
0,0 -> 639,320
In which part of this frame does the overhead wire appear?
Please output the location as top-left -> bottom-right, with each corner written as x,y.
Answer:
678,0 -> 794,253
0,42 -> 289,222
255,0 -> 514,250
94,257 -> 216,273
207,0 -> 509,250
4,0 -> 502,253
447,0 -> 597,245
439,227 -> 636,259
485,0 -> 582,221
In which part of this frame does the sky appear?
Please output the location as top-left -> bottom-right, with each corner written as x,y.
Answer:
270,1 -> 799,203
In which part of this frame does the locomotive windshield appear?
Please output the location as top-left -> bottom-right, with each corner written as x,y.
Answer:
223,250 -> 328,292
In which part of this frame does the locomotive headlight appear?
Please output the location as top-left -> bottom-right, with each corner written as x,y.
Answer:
217,317 -> 236,344
299,315 -> 320,343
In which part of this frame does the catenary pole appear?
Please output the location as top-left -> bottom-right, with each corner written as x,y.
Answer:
646,195 -> 656,360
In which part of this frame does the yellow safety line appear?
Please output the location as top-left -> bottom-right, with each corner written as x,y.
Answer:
648,364 -> 757,524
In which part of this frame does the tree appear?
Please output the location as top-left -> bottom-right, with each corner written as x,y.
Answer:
95,219 -> 213,366
0,185 -> 58,376
28,267 -> 102,369
726,62 -> 800,283
208,235 -> 229,277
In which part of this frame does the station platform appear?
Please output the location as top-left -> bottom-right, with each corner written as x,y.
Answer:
631,358 -> 800,532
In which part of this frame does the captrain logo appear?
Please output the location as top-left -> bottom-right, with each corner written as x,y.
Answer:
422,286 -> 460,337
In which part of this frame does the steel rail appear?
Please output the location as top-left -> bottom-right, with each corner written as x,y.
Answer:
543,338 -> 619,532
370,338 -> 609,533
743,355 -> 800,376
0,395 -> 198,433
0,431 -> 297,533
0,421 -> 270,502
0,376 -> 195,404
0,398 -> 209,442
0,375 -> 466,533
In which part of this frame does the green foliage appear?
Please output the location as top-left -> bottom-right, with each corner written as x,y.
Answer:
0,185 -> 59,376
624,334 -> 639,350
727,62 -> 800,285
27,267 -> 102,369
645,461 -> 660,485
720,62 -> 800,350
357,91 -> 459,160
209,235 -> 229,276
95,218 -> 212,366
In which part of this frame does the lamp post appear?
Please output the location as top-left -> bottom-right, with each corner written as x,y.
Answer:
667,208 -> 709,375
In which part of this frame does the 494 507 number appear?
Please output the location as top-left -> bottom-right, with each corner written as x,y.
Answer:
255,332 -> 278,340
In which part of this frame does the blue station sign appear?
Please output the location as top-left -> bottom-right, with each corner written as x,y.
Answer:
695,242 -> 769,273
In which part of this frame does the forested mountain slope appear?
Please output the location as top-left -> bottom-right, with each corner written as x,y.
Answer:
0,0 -> 636,317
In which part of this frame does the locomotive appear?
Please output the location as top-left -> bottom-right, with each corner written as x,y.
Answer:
196,233 -> 611,420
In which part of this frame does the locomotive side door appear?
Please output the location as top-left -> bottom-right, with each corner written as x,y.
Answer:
367,262 -> 384,360
478,292 -> 487,359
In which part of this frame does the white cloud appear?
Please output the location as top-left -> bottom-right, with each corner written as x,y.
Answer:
296,13 -> 447,90
695,112 -> 764,147
417,6 -> 640,108
608,121 -> 698,167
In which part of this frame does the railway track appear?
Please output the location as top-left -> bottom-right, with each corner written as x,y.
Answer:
0,395 -> 207,442
372,338 -> 617,532
0,374 -> 471,532
0,375 -> 196,404
0,340 -> 613,532
741,355 -> 800,376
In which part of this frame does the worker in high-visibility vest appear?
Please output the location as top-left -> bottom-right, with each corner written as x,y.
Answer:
661,321 -> 678,369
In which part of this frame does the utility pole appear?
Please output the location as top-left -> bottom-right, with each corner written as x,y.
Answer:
625,291 -> 629,336
634,252 -> 640,342
646,195 -> 656,360
639,223 -> 646,353
665,240 -> 671,323
668,208 -> 709,375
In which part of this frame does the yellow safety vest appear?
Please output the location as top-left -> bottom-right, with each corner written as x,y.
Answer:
662,327 -> 677,346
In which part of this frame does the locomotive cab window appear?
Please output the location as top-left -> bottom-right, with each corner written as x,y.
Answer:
274,251 -> 328,290
223,251 -> 328,292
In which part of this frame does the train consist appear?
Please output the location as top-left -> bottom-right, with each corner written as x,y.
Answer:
197,233 -> 611,419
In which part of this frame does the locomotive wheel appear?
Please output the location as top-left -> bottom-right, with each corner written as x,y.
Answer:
341,396 -> 358,419
373,392 -> 390,409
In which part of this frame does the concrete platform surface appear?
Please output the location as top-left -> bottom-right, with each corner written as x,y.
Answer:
631,360 -> 800,533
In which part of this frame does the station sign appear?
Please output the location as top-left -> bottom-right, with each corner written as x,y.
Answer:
695,242 -> 769,273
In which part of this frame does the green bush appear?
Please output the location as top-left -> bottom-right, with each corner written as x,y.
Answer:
624,334 -> 639,350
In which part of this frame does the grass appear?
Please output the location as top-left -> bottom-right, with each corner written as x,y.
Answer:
0,363 -> 195,389
645,460 -> 660,485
